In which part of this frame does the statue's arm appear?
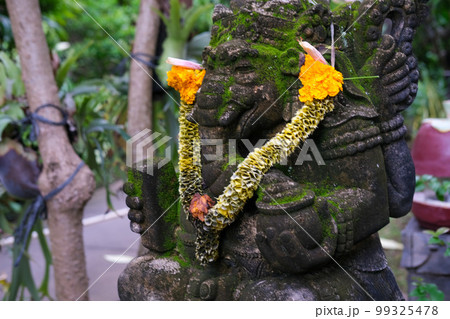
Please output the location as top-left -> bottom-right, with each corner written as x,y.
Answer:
254,145 -> 391,273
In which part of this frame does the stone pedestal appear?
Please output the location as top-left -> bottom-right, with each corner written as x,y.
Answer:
401,217 -> 450,300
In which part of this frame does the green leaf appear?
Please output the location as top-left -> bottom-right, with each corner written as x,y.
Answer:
182,3 -> 214,40
154,9 -> 170,30
35,220 -> 52,299
0,52 -> 25,97
428,237 -> 444,245
85,119 -> 129,140
1,101 -> 26,119
410,280 -> 445,301
0,103 -> 25,141
56,41 -> 93,88
0,115 -> 14,141
187,31 -> 211,60
436,227 -> 450,236
0,211 -> 13,234
436,187 -> 446,201
0,63 -> 6,103
415,182 -> 425,192
22,254 -> 40,300
445,245 -> 450,257
427,284 -> 445,301
168,0 -> 182,37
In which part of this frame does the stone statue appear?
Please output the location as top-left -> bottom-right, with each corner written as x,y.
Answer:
119,0 -> 428,300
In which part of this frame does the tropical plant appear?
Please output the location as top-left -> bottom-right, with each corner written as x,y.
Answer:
155,0 -> 213,85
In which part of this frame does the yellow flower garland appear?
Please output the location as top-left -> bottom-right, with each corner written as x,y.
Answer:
168,53 -> 343,264
178,101 -> 202,212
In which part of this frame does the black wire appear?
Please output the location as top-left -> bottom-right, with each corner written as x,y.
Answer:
18,103 -> 69,141
13,162 -> 85,266
130,52 -> 158,69
43,162 -> 84,201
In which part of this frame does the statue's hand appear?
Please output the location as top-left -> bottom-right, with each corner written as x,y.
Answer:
123,163 -> 179,253
254,170 -> 337,273
351,0 -> 428,116
255,169 -> 315,214
357,33 -> 418,117
255,197 -> 337,274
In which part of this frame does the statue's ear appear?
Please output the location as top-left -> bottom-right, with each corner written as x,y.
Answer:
331,0 -> 428,116
279,48 -> 301,76
212,3 -> 234,23
334,0 -> 428,69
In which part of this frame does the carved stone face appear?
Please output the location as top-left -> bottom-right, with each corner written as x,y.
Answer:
195,0 -> 423,133
192,1 -> 328,141
194,39 -> 288,141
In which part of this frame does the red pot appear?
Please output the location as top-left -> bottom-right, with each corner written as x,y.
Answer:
411,119 -> 450,177
412,192 -> 450,230
411,119 -> 450,229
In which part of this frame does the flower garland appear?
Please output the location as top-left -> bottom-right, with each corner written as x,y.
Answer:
167,46 -> 344,264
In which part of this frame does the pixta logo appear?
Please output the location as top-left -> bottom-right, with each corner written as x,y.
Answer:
201,138 -> 325,166
126,129 -> 172,175
127,129 -> 325,175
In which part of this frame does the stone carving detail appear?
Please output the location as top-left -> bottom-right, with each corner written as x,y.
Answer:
119,0 -> 428,300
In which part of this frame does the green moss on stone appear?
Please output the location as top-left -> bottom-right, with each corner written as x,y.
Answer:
222,153 -> 245,171
156,164 -> 180,251
320,215 -> 336,239
127,169 -> 143,199
256,185 -> 266,203
217,76 -> 236,119
269,190 -> 307,205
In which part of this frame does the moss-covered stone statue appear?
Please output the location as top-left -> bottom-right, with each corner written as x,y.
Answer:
118,0 -> 428,301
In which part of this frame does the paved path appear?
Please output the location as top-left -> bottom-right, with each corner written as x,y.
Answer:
0,181 -> 139,300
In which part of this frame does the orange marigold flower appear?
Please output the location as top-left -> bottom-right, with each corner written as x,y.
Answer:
298,54 -> 343,103
167,66 -> 205,105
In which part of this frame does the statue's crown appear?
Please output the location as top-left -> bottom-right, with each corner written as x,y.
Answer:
210,0 -> 331,50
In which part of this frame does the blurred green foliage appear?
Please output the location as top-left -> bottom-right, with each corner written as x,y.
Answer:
406,0 -> 450,137
44,0 -> 139,79
415,175 -> 450,202
410,277 -> 445,301
424,227 -> 450,257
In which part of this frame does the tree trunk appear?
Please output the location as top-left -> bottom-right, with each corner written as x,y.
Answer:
127,0 -> 161,137
6,0 -> 95,301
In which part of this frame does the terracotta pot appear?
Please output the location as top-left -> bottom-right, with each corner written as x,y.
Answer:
411,119 -> 450,177
412,192 -> 450,230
